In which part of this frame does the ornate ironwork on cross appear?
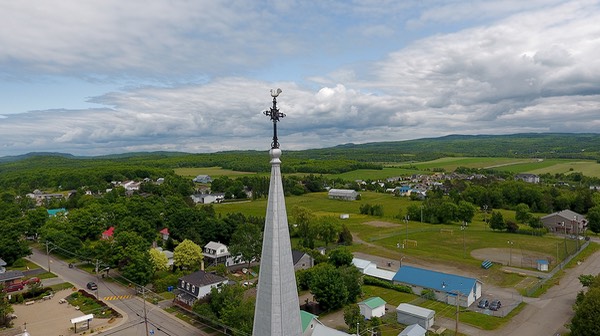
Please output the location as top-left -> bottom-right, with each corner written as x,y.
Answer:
264,88 -> 285,149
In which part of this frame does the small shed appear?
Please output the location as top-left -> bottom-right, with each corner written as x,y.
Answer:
396,303 -> 435,329
70,314 -> 94,332
398,323 -> 427,336
358,297 -> 386,319
537,259 -> 549,272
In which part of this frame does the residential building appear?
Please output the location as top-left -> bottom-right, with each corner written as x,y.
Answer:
101,227 -> 115,240
190,193 -> 225,204
175,270 -> 228,308
540,210 -> 587,234
292,250 -> 314,271
26,190 -> 64,206
358,297 -> 386,319
202,241 -> 245,267
159,227 -> 170,241
193,175 -> 212,183
328,189 -> 359,201
300,311 -> 351,336
392,266 -> 482,307
0,258 -> 6,273
515,173 -> 540,183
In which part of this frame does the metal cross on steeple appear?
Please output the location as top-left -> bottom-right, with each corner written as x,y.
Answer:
263,88 -> 285,149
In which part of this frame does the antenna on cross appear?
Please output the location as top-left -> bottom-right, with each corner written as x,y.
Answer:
264,88 -> 285,149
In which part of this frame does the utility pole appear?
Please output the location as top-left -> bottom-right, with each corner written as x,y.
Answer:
461,222 -> 467,258
507,241 -> 514,266
143,287 -> 150,336
455,291 -> 460,336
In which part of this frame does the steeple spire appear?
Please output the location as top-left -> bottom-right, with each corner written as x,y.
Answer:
253,89 -> 302,336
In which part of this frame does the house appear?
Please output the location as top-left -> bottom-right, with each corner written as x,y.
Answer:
26,190 -> 64,206
392,266 -> 482,307
358,297 -> 386,319
0,270 -> 24,286
398,323 -> 427,336
193,175 -> 212,183
328,189 -> 359,201
47,208 -> 67,217
540,210 -> 587,234
352,258 -> 396,281
292,250 -> 314,271
396,303 -> 435,329
101,227 -> 115,240
175,270 -> 228,307
0,258 -> 6,274
153,247 -> 174,267
159,228 -> 170,241
122,181 -> 141,191
203,241 -> 245,267
190,193 -> 225,204
515,173 -> 540,183
300,310 -> 351,336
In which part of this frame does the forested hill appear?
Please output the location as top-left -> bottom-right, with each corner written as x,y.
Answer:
298,133 -> 600,162
1,133 -> 599,173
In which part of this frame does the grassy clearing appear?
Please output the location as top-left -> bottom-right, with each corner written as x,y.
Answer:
174,167 -> 260,178
397,157 -> 540,172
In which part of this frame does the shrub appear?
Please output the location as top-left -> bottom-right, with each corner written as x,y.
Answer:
363,276 -> 412,293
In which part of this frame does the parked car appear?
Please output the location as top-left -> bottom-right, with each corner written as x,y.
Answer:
24,277 -> 40,285
2,283 -> 24,293
477,298 -> 489,309
86,282 -> 98,290
490,299 -> 502,311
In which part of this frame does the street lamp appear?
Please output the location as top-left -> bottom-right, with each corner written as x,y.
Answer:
405,215 -> 410,246
507,241 -> 514,266
461,222 -> 467,258
483,205 -> 488,229
45,241 -> 59,273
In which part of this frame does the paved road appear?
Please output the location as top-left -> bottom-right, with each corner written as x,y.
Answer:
28,248 -> 203,336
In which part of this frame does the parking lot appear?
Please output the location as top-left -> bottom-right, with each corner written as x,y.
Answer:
10,289 -> 122,336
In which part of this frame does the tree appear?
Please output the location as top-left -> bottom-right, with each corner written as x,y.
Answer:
292,206 -> 317,248
527,216 -> 543,229
587,206 -> 600,234
229,223 -> 262,275
121,249 -> 153,285
571,287 -> 600,335
343,304 -> 361,334
456,201 -> 477,223
309,264 -> 348,311
489,211 -> 506,231
173,239 -> 203,271
328,248 -> 353,267
515,203 -> 531,223
338,224 -> 353,245
148,248 -> 169,273
316,216 -> 340,247
0,286 -> 15,328
338,265 -> 363,303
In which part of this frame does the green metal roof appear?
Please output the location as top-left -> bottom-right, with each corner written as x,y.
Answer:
300,310 -> 318,332
359,296 -> 386,309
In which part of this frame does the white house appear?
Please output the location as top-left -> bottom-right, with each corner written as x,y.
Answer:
193,175 -> 212,183
358,297 -> 386,319
396,303 -> 435,329
190,193 -> 225,204
203,241 -> 245,267
352,258 -> 396,281
515,173 -> 540,183
328,189 -> 359,201
300,310 -> 351,336
175,270 -> 228,307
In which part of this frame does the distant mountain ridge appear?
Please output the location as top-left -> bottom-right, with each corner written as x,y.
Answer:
1,133 -> 600,164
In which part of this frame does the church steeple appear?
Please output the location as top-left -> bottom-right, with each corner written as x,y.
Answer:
252,89 -> 302,336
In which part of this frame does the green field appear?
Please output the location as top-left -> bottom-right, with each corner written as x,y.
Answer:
214,191 -> 576,287
174,167 -> 261,178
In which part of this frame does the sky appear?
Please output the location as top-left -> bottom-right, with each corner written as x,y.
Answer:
0,0 -> 599,157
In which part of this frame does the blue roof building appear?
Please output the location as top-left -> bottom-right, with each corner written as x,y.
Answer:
392,266 -> 482,307
47,208 -> 67,217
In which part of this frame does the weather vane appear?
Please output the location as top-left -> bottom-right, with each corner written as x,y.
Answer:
264,88 -> 285,149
